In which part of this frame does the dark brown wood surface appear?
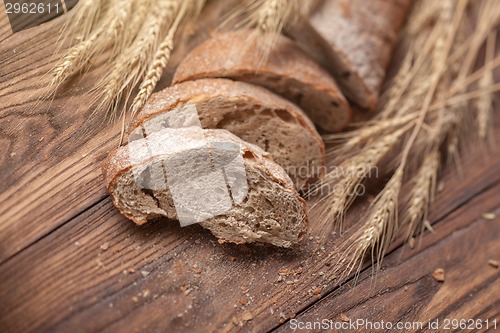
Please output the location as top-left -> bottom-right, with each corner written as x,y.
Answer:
0,6 -> 499,333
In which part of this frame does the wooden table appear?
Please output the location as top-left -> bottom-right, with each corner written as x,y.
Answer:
1,6 -> 499,333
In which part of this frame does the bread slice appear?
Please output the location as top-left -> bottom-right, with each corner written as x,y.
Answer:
172,30 -> 351,133
287,0 -> 411,110
130,78 -> 325,189
103,127 -> 307,247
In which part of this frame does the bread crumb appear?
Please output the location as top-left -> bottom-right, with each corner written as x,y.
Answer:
241,312 -> 253,321
142,289 -> 151,298
141,270 -> 150,277
100,242 -> 109,251
432,268 -> 445,282
132,296 -> 139,302
312,288 -> 321,295
437,181 -> 444,192
488,259 -> 499,268
482,213 -> 496,220
217,239 -> 225,244
10,152 -> 16,157
404,286 -> 409,291
74,241 -> 80,246
240,286 -> 249,293
340,313 -> 350,322
181,285 -> 191,295
232,316 -> 241,326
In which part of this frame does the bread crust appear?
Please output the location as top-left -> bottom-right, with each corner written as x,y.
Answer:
172,30 -> 351,132
130,78 -> 326,187
288,0 -> 411,110
102,128 -> 308,246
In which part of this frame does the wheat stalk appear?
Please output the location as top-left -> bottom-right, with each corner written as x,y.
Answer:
90,0 -> 184,121
403,149 -> 440,240
129,0 -> 205,119
223,0 -> 311,63
314,0 -> 500,282
310,127 -> 409,229
476,31 -> 496,140
335,167 -> 403,278
44,0 -> 206,122
58,0 -> 103,45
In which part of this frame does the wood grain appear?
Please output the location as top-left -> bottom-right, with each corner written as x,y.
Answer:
274,185 -> 500,333
0,2 -> 13,43
0,0 -> 229,264
0,21 -> 122,262
0,3 -> 499,333
0,123 -> 499,332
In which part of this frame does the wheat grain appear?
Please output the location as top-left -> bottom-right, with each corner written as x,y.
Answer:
224,0 -> 310,63
476,31 -> 496,140
129,0 -> 205,119
92,0 -> 183,120
323,114 -> 417,158
312,127 -> 409,229
403,150 -> 440,240
336,167 -> 403,278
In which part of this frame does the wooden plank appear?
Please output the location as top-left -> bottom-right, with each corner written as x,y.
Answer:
0,24 -> 122,262
0,2 -> 13,43
0,126 -> 499,332
274,188 -> 500,333
0,3 -> 499,332
0,0 -> 227,263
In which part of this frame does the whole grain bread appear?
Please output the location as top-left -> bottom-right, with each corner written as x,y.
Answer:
288,0 -> 411,110
103,127 -> 308,247
172,30 -> 351,132
130,78 -> 325,189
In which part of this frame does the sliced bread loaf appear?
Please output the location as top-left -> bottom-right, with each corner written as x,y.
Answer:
103,127 -> 307,247
130,78 -> 325,189
172,30 -> 351,133
288,0 -> 411,110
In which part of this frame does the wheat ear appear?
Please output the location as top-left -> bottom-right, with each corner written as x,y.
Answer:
336,167 -> 404,279
311,127 -> 409,229
476,30 -> 496,140
92,0 -> 183,121
224,0 -> 309,63
129,0 -> 205,119
403,150 -> 440,240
